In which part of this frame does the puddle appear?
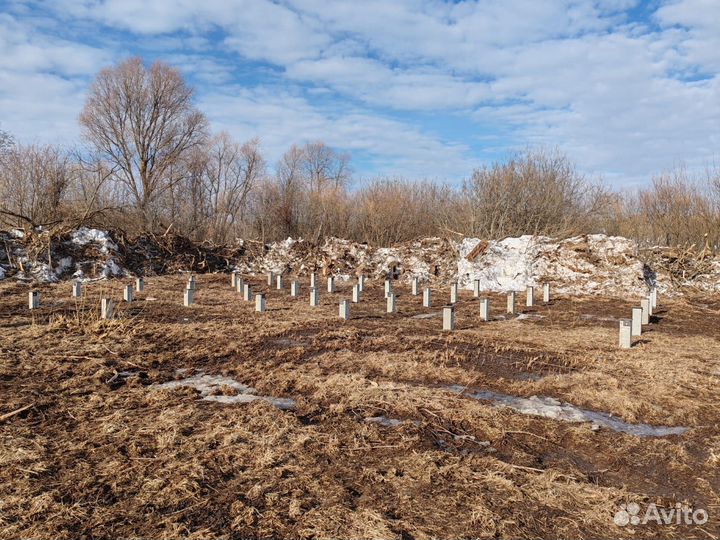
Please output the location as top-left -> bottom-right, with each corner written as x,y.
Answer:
154,373 -> 296,410
447,385 -> 688,437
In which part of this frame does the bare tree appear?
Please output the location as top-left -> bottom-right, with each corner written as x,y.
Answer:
79,57 -> 208,231
302,141 -> 350,192
204,133 -> 265,242
274,145 -> 306,238
0,143 -> 70,228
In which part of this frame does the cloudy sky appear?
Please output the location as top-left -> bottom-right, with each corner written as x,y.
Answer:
0,0 -> 718,186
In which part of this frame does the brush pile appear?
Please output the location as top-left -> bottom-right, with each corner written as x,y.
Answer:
1,227 -> 718,295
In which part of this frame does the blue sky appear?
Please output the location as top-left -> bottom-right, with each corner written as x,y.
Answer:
0,0 -> 718,187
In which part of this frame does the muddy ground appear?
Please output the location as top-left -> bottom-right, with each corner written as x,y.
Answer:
0,274 -> 718,539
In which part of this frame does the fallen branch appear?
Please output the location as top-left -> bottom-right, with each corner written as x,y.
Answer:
0,403 -> 33,423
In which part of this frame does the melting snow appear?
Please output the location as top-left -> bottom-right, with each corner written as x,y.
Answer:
153,373 -> 296,410
448,386 -> 688,437
70,227 -> 118,254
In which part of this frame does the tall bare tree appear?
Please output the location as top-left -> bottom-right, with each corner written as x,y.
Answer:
79,57 -> 208,230
274,145 -> 305,238
204,133 -> 265,242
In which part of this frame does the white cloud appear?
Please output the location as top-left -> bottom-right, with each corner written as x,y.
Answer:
0,0 -> 717,185
198,86 -> 479,179
0,13 -> 109,76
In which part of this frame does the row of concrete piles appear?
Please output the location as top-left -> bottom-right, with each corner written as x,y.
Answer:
229,271 -> 556,328
245,272 -> 659,347
28,271 -> 659,347
618,287 -> 659,349
28,277 -> 147,319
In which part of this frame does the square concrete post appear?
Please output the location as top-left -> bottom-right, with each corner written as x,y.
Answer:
267,272 -> 274,286
183,288 -> 194,306
310,287 -> 319,307
526,286 -> 534,307
352,284 -> 360,303
443,305 -> 455,331
542,283 -> 550,303
236,277 -> 244,293
339,299 -> 349,320
231,272 -> 238,288
187,276 -> 196,290
72,281 -> 82,298
646,295 -> 654,316
651,287 -> 657,309
327,276 -> 335,293
384,279 -> 392,298
619,319 -> 632,349
631,306 -> 643,336
123,284 -> 133,302
640,298 -> 650,324
480,297 -> 490,322
423,288 -> 432,308
101,298 -> 114,319
473,279 -> 481,298
411,277 -> 419,296
450,282 -> 458,304
255,293 -> 266,312
386,293 -> 397,313
276,275 -> 283,290
28,291 -> 39,309
291,280 -> 300,297
310,272 -> 317,288
243,283 -> 252,301
136,277 -> 144,292
358,275 -> 365,292
507,291 -> 516,314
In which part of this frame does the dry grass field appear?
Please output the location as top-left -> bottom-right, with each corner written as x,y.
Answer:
1,274 -> 718,539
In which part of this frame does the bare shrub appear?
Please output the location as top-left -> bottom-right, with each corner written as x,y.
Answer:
350,178 -> 454,245
0,144 -> 71,228
460,149 -> 607,238
637,166 -> 716,248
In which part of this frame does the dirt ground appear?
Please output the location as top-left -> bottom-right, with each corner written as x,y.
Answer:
1,274 -> 718,539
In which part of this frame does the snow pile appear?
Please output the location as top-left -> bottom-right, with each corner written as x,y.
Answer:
71,227 -> 118,254
0,226 -> 716,294
248,234 -> 651,295
68,227 -> 126,280
458,234 -> 648,296
254,236 -> 457,283
457,235 -> 541,292
0,227 -> 128,283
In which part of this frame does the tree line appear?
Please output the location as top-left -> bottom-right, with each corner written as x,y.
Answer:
1,57 -> 718,249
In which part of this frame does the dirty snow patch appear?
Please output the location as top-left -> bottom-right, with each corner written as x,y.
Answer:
71,228 -> 118,253
448,386 -> 688,437
153,373 -> 296,410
